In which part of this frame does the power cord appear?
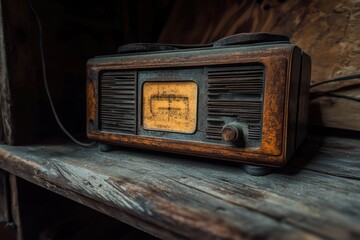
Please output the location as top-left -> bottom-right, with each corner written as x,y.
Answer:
28,1 -> 97,147
310,74 -> 360,88
311,92 -> 360,102
310,74 -> 360,102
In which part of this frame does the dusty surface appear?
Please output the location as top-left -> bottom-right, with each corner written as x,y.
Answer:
0,133 -> 359,239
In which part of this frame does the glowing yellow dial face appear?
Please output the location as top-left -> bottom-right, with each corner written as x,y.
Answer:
142,81 -> 198,133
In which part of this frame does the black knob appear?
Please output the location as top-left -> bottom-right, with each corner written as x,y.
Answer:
221,122 -> 244,143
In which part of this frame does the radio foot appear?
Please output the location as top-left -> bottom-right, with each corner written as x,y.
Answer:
98,144 -> 119,152
242,165 -> 272,176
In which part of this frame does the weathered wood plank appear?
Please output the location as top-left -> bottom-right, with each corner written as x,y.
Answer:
290,135 -> 360,180
0,0 -> 13,144
0,134 -> 359,239
0,0 -> 46,145
0,150 -> 317,239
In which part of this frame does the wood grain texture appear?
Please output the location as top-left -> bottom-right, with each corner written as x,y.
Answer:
0,0 -> 13,144
158,0 -> 360,131
0,133 -> 359,240
0,0 -> 44,145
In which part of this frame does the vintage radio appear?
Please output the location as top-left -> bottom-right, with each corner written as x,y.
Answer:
87,33 -> 311,174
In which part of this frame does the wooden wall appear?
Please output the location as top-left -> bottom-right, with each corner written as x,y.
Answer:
0,0 -> 173,144
159,0 -> 360,131
0,0 -> 359,145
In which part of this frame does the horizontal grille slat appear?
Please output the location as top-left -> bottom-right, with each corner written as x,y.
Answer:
208,77 -> 263,81
249,124 -> 261,140
206,65 -> 264,144
99,71 -> 136,134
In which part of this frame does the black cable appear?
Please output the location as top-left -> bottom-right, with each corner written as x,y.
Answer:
311,92 -> 360,102
310,74 -> 360,88
310,74 -> 360,102
28,1 -> 97,147
327,93 -> 360,102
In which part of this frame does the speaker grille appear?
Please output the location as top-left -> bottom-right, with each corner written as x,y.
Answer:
206,65 -> 264,143
99,71 -> 136,134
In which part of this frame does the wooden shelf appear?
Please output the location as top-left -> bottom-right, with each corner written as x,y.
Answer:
0,133 -> 359,240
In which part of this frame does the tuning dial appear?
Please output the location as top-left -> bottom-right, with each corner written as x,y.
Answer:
221,122 -> 244,143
